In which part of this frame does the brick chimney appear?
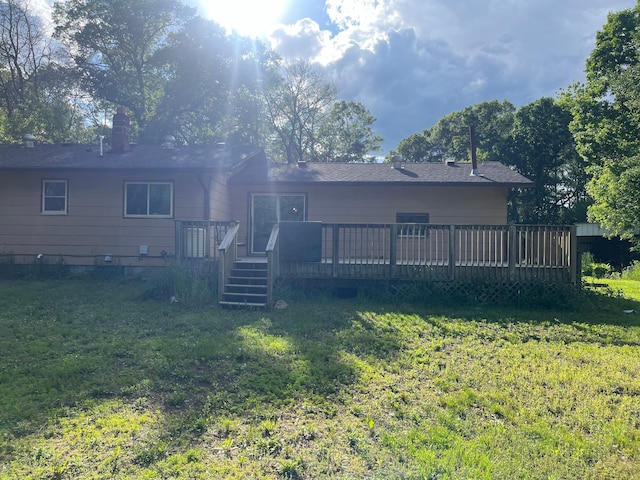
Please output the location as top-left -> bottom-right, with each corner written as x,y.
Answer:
111,107 -> 130,153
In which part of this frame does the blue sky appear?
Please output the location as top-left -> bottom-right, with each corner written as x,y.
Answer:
196,0 -> 637,154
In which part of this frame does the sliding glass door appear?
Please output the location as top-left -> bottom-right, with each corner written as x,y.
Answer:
250,194 -> 305,254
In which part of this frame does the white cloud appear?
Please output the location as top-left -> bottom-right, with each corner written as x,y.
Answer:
269,0 -> 639,151
268,19 -> 333,60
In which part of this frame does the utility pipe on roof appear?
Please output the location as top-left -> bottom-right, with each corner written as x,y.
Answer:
469,125 -> 479,176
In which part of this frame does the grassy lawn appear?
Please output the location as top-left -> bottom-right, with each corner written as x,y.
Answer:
1,278 -> 640,479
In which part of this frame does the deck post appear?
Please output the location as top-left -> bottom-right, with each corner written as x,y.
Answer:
389,224 -> 397,278
508,225 -> 517,281
175,221 -> 183,264
332,225 -> 340,277
570,225 -> 578,285
448,225 -> 456,280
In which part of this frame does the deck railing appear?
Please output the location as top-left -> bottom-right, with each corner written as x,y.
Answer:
278,223 -> 577,284
175,220 -> 237,260
217,222 -> 240,301
265,224 -> 280,306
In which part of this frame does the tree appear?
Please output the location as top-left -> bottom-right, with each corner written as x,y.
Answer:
0,0 -> 89,143
390,100 -> 515,163
506,98 -> 587,224
53,0 -> 194,135
148,17 -> 278,145
264,60 -> 336,163
389,133 -> 437,163
317,100 -> 383,162
566,3 -> 640,241
0,0 -> 51,116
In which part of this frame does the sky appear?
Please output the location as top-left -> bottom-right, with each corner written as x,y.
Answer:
198,0 -> 638,153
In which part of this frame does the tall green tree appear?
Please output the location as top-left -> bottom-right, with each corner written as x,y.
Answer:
566,2 -> 640,241
264,60 -> 336,163
0,0 -> 88,143
389,100 -> 515,163
317,100 -> 383,162
506,98 -> 587,224
391,133 -> 437,163
148,17 -> 278,145
53,0 -> 195,135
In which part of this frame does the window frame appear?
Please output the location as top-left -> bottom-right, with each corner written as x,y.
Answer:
124,181 -> 174,218
41,179 -> 68,215
396,212 -> 430,237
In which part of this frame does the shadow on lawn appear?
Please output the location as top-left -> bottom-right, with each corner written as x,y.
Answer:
2,278 -> 638,449
393,285 -> 640,349
0,284 -> 404,447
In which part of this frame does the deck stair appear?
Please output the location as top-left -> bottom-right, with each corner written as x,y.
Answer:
219,260 -> 268,307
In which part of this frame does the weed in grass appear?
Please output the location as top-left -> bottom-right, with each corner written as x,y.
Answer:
165,390 -> 187,408
133,440 -> 168,467
277,456 -> 305,479
260,419 -> 277,437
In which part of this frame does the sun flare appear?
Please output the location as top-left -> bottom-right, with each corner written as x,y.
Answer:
199,0 -> 288,37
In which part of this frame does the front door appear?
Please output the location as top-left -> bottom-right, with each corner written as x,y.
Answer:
251,194 -> 305,254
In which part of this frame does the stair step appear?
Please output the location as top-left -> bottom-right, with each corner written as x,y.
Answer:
225,285 -> 267,292
219,301 -> 267,307
228,276 -> 267,282
230,271 -> 267,278
223,292 -> 267,299
220,260 -> 269,308
234,263 -> 267,269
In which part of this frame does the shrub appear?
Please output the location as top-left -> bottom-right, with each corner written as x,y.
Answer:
144,262 -> 215,304
581,252 -> 595,276
622,261 -> 640,281
592,263 -> 612,279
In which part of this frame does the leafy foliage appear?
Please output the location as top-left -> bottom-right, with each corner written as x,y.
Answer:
565,4 -> 640,241
53,0 -> 195,133
264,60 -> 337,163
391,97 -> 586,224
264,61 -> 384,163
389,100 -> 515,163
0,0 -> 90,143
316,100 -> 383,162
506,98 -> 588,224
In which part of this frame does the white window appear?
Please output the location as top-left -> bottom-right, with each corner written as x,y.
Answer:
125,182 -> 173,218
42,180 -> 68,215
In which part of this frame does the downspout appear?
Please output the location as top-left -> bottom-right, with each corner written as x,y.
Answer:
197,174 -> 212,221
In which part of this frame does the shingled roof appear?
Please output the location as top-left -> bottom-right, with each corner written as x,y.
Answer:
0,143 -> 263,171
230,161 -> 533,187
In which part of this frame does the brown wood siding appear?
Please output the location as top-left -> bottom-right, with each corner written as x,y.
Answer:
229,184 -> 509,249
210,172 -> 232,221
0,170 -> 227,266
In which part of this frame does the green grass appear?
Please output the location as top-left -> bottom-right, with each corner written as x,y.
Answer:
1,278 -> 640,479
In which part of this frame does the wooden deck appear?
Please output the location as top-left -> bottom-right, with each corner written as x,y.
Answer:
176,222 -> 578,306
272,223 -> 576,284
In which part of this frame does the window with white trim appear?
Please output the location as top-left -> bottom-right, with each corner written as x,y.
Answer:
124,182 -> 173,218
42,180 -> 68,214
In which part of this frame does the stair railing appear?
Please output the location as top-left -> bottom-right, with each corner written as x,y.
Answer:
265,223 -> 280,307
217,221 -> 240,301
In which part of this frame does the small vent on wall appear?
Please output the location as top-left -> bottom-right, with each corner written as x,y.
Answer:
22,133 -> 35,148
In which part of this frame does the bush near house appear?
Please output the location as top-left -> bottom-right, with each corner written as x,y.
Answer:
581,251 -> 613,278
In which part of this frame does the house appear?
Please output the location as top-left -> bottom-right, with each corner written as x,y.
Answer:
227,159 -> 534,256
0,109 -> 576,306
0,108 -> 264,269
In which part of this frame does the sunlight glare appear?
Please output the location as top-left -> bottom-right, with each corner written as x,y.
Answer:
199,0 -> 288,37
